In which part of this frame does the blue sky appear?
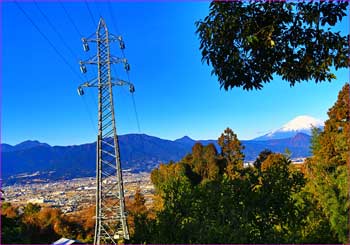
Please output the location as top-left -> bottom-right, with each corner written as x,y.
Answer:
2,1 -> 349,146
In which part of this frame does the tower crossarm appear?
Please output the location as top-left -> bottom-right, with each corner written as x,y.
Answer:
83,33 -> 125,45
109,56 -> 128,65
80,56 -> 127,66
78,78 -> 134,95
80,55 -> 98,65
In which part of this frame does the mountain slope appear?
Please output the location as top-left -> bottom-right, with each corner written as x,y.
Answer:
1,144 -> 15,152
1,133 -> 312,185
1,134 -> 192,183
254,115 -> 323,140
1,140 -> 50,153
244,133 -> 311,160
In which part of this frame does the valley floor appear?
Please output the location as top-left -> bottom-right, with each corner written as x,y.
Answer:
2,172 -> 155,213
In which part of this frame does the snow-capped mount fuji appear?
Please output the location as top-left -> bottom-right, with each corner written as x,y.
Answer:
253,115 -> 324,141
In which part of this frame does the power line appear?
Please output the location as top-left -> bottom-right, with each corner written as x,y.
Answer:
81,96 -> 98,134
14,1 -> 82,82
107,1 -> 142,133
34,1 -> 79,62
131,93 -> 141,132
93,0 -> 103,20
84,0 -> 96,28
107,0 -> 120,35
59,1 -> 83,38
57,0 -> 99,123
15,1 -> 97,134
123,53 -> 142,133
58,1 -> 100,114
105,2 -> 145,192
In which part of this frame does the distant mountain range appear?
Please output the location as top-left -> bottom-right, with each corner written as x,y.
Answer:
1,115 -> 323,185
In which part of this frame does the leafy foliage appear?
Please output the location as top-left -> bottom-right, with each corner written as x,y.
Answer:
1,202 -> 94,244
139,128 -> 310,243
253,149 -> 273,170
218,128 -> 245,177
305,83 -> 350,243
126,189 -> 156,244
196,1 -> 349,90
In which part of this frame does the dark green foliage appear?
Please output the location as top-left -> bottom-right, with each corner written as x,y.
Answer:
218,128 -> 245,178
133,121 -> 348,243
196,1 -> 349,90
23,202 -> 41,216
253,149 -> 273,170
1,202 -> 93,244
140,129 -> 311,243
1,214 -> 27,244
304,83 -> 350,243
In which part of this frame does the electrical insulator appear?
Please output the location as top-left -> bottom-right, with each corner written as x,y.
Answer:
83,42 -> 89,52
129,84 -> 135,93
80,64 -> 87,73
77,87 -> 84,96
124,63 -> 130,71
119,41 -> 125,50
82,38 -> 89,52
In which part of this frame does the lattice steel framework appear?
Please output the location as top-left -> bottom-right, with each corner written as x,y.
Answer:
78,18 -> 134,244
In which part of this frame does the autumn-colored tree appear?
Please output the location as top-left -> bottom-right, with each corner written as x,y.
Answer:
67,205 -> 95,243
22,202 -> 41,225
146,148 -> 308,243
2,202 -> 18,218
313,83 -> 350,167
1,202 -> 27,244
127,188 -> 147,233
305,83 -> 350,243
192,142 -> 203,160
1,202 -> 95,244
191,143 -> 207,179
252,153 -> 306,243
204,144 -> 220,180
254,149 -> 273,170
218,127 -> 245,177
186,143 -> 220,181
23,202 -> 41,216
127,189 -> 157,244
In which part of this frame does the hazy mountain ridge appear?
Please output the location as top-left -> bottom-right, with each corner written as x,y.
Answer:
1,132 -> 311,185
1,140 -> 51,153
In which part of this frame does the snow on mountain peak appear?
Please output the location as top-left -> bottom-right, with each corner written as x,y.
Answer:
254,115 -> 324,141
281,115 -> 324,131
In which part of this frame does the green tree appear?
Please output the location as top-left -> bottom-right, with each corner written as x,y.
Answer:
1,203 -> 28,244
257,154 -> 306,243
1,215 -> 27,244
145,129 -> 308,243
253,149 -> 273,170
128,189 -> 155,244
1,202 -> 95,244
218,127 -> 245,177
305,83 -> 349,243
23,202 -> 41,216
196,1 -> 349,90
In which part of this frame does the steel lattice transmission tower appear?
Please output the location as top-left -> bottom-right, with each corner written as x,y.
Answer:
77,18 -> 134,244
